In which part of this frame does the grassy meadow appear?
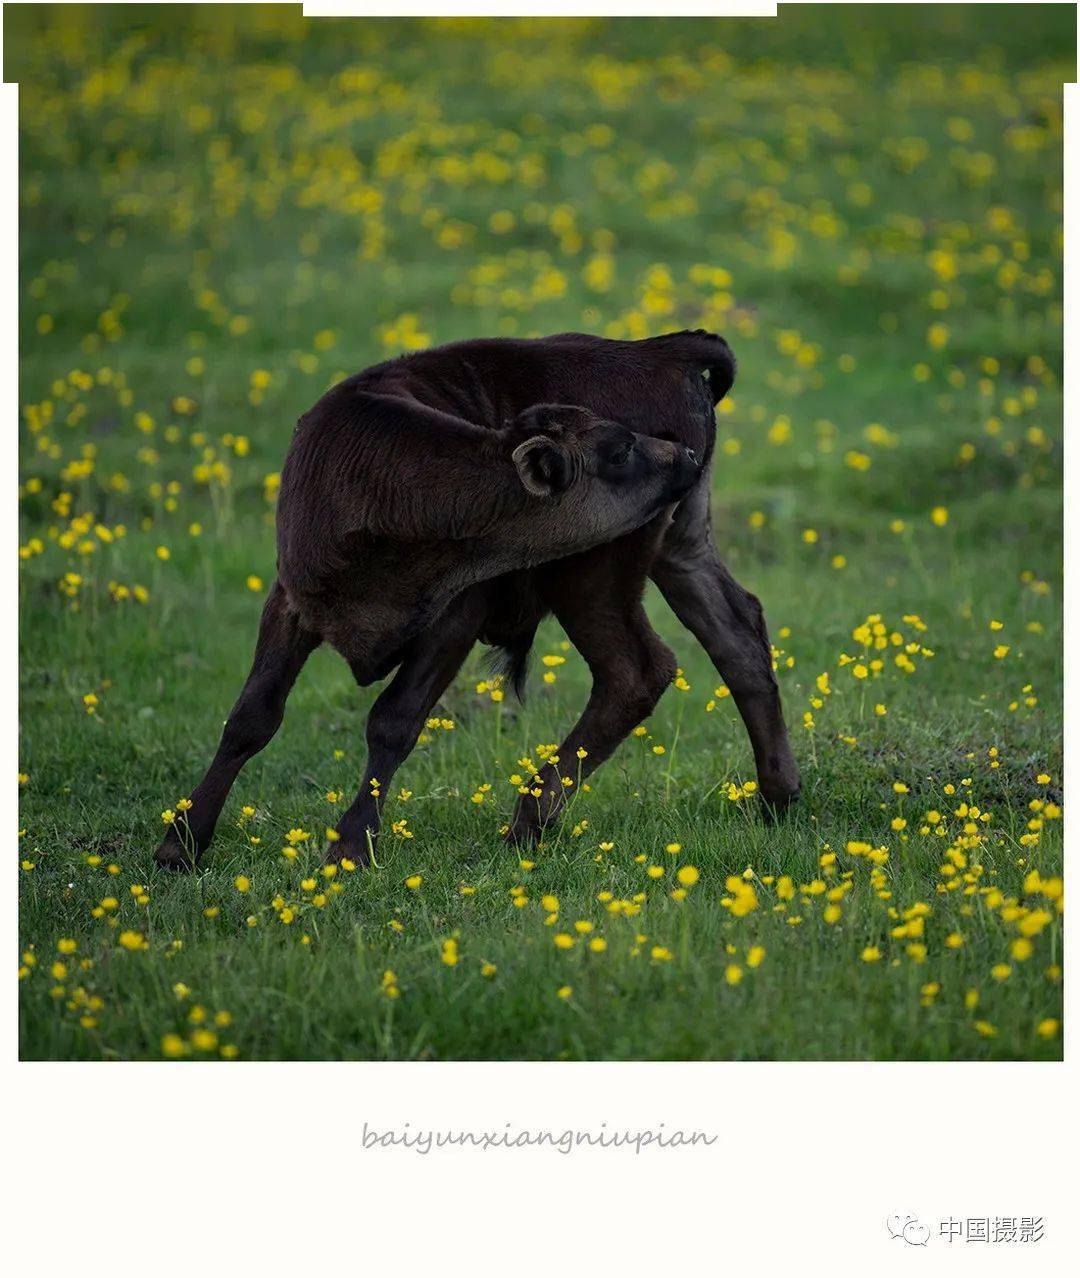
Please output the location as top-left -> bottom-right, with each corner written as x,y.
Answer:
13,6 -> 1068,1060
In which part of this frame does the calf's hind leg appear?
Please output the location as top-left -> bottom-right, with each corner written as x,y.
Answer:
651,483 -> 800,812
327,592 -> 484,866
155,581 -> 320,869
507,535 -> 677,845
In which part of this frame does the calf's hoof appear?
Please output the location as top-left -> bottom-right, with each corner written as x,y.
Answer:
324,837 -> 371,868
324,813 -> 376,867
503,815 -> 543,848
759,778 -> 801,821
154,833 -> 197,872
505,787 -> 564,847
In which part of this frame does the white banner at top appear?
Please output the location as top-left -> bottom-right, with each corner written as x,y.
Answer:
302,3 -> 779,17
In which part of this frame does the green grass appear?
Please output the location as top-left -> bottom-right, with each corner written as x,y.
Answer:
14,5 -> 1067,1060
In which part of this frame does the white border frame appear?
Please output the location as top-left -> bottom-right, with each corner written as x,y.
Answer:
3,5 -> 1075,1272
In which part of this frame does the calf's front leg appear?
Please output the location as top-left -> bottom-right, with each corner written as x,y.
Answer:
155,581 -> 320,870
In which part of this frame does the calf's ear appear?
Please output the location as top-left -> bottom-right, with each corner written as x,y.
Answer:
512,435 -> 573,498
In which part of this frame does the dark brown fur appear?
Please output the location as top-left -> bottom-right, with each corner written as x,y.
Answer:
155,329 -> 799,869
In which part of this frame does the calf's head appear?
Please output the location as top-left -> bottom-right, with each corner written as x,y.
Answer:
506,403 -> 700,542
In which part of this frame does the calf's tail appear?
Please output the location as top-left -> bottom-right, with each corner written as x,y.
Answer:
645,328 -> 737,403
